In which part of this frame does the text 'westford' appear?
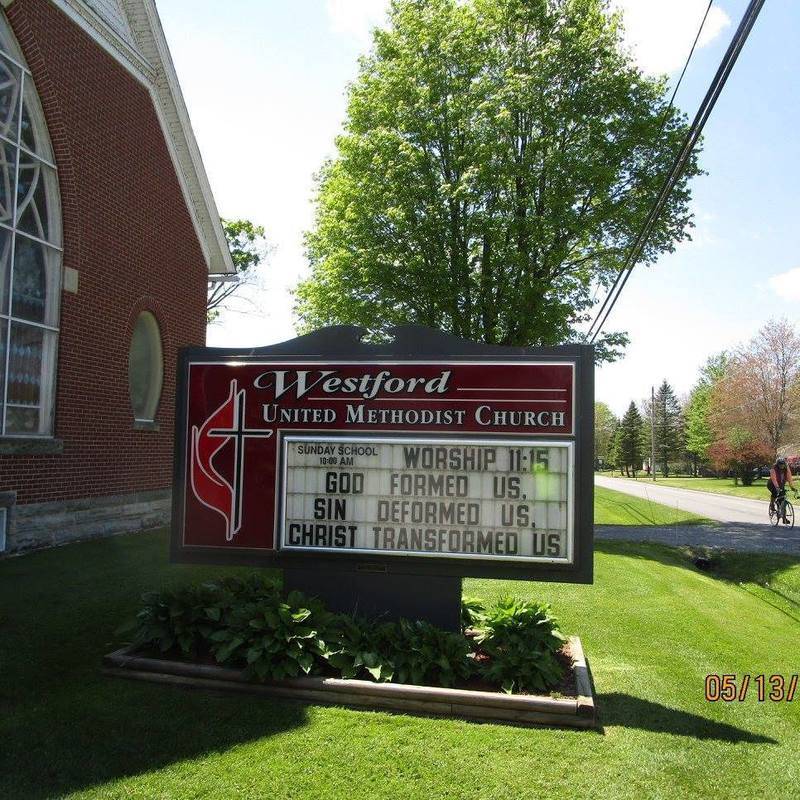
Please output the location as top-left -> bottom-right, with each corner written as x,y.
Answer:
253,369 -> 452,401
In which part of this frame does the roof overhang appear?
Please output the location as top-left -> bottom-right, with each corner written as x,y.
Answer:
13,0 -> 236,276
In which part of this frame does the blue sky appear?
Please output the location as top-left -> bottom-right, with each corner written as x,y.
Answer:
158,0 -> 800,416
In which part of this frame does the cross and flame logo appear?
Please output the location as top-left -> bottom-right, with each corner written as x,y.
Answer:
190,380 -> 273,541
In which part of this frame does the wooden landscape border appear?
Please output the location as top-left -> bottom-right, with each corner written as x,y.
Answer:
103,635 -> 597,729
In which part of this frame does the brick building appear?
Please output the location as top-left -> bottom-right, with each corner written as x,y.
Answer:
0,0 -> 234,553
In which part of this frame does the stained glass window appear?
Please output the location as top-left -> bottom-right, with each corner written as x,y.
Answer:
0,13 -> 61,436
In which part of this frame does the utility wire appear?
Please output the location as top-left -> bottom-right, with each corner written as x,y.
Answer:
587,0 -> 766,343
585,0 -> 713,342
667,0 -> 715,112
587,0 -> 718,341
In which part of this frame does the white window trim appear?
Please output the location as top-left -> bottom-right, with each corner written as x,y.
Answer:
0,14 -> 62,439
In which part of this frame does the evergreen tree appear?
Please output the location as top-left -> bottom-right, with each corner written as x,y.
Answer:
652,380 -> 684,477
618,402 -> 645,477
610,424 -> 625,475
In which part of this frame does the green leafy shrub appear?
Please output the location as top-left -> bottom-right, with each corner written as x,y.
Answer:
323,616 -> 395,682
120,575 -> 279,657
389,619 -> 472,687
212,590 -> 333,680
121,582 -> 567,694
321,617 -> 471,686
460,596 -> 485,629
471,597 -> 566,693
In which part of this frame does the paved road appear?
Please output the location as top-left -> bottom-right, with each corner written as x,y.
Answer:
595,474 -> 769,525
595,475 -> 800,554
596,523 -> 800,555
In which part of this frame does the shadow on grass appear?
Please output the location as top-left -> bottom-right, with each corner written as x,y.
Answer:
2,677 -> 308,799
599,693 -> 777,744
594,538 -> 699,569
600,501 -> 658,526
594,539 -> 800,616
0,529 -> 304,799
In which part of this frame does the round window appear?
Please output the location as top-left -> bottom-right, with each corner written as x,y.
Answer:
128,311 -> 163,421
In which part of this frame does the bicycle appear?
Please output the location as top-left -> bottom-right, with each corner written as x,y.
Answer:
769,488 -> 797,528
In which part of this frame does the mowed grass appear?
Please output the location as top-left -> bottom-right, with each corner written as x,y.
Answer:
704,549 -> 800,618
2,529 -> 799,800
594,485 -> 710,526
599,473 -> 770,501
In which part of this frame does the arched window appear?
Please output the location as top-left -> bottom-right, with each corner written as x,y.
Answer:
0,13 -> 62,437
128,311 -> 163,422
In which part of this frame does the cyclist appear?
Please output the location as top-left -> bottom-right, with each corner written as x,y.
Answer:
767,457 -> 798,517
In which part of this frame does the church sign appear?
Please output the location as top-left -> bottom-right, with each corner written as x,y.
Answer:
171,326 -> 593,583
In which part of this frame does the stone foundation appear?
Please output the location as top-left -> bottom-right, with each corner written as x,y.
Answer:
3,489 -> 171,554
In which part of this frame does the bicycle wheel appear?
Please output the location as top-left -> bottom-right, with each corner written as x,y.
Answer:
770,500 -> 780,526
784,501 -> 795,528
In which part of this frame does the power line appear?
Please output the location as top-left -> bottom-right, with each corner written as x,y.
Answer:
587,0 -> 766,343
585,0 -> 713,341
667,0 -> 715,113
587,0 -> 720,341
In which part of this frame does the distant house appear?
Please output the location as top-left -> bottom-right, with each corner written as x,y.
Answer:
780,452 -> 800,473
0,0 -> 234,553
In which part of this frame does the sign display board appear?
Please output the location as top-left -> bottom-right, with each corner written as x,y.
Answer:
281,437 -> 573,563
171,326 -> 593,582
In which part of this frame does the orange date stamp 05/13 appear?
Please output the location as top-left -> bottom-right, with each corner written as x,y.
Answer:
705,674 -> 798,702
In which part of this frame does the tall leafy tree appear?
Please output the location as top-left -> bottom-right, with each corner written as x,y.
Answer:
711,319 -> 800,456
699,352 -> 729,386
684,387 -> 712,475
208,219 -> 268,322
594,401 -> 618,468
617,402 -> 645,477
708,426 -> 771,487
296,0 -> 700,360
652,380 -> 683,477
684,352 -> 728,474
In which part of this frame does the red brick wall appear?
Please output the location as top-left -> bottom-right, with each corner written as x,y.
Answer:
1,0 -> 208,505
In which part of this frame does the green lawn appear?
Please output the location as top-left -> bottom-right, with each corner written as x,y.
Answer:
2,529 -> 799,799
599,473 -> 770,501
699,549 -> 800,619
594,485 -> 709,525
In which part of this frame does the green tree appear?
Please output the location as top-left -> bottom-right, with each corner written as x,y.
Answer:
652,380 -> 683,477
711,320 -> 800,456
208,218 -> 268,322
699,352 -> 728,385
708,426 -> 771,487
684,352 -> 728,474
684,386 -> 712,475
594,401 -> 618,468
296,0 -> 700,360
617,402 -> 645,477
609,424 -> 623,475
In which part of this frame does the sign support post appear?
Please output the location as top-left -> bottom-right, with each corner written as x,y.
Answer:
284,567 -> 463,630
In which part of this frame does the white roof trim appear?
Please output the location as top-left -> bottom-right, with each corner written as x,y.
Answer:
23,0 -> 235,275
50,0 -> 156,83
125,0 -> 234,275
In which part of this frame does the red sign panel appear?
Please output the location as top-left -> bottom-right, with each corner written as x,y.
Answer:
180,360 -> 574,551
